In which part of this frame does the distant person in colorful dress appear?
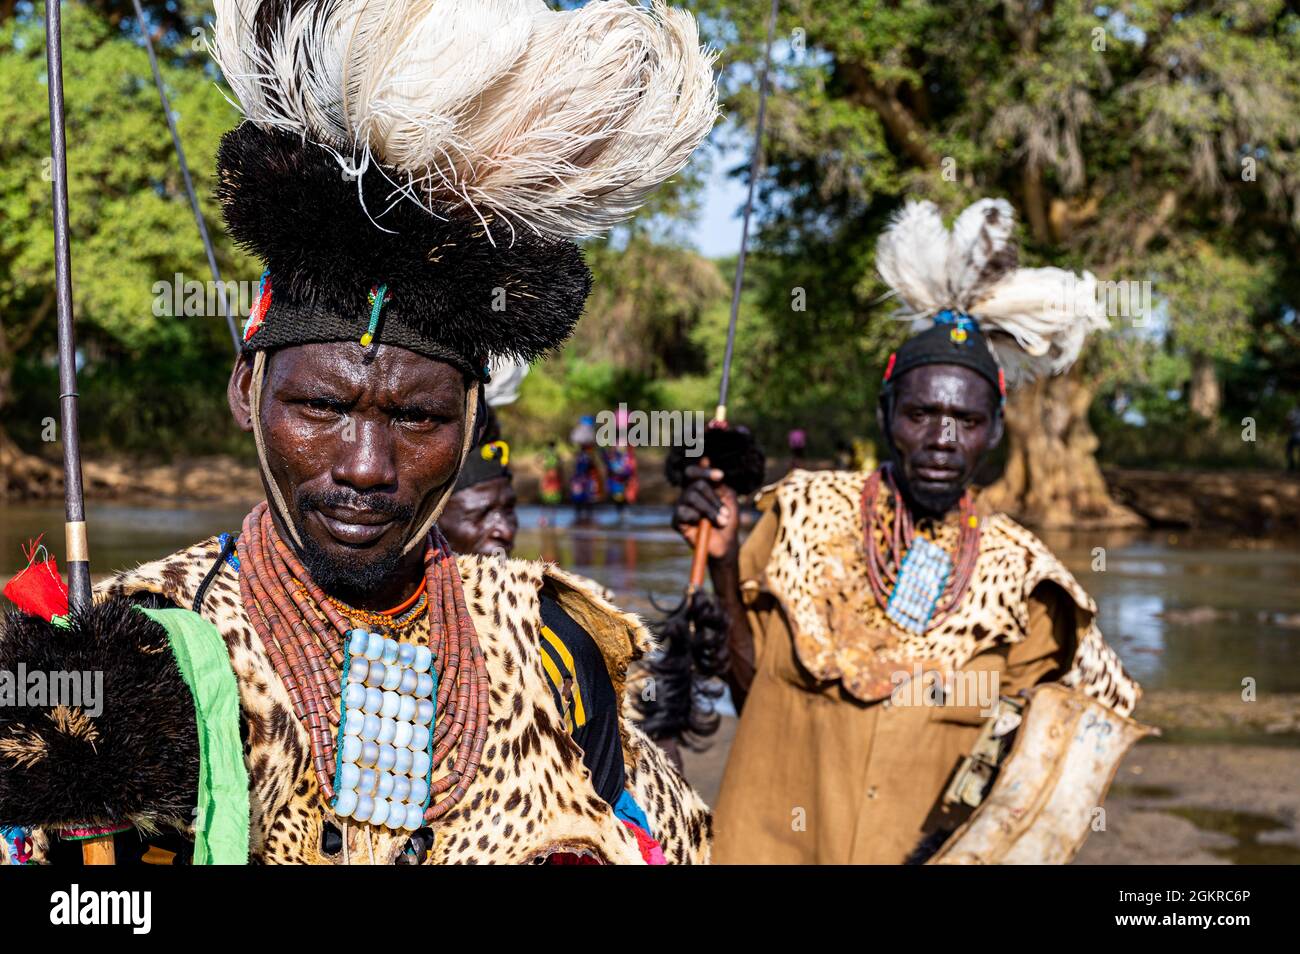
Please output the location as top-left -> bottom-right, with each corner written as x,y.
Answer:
538,440 -> 565,526
602,409 -> 639,521
570,416 -> 603,524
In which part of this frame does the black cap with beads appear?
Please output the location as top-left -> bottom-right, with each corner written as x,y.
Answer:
880,311 -> 1006,406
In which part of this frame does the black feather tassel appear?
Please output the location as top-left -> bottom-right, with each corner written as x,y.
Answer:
664,424 -> 766,496
0,598 -> 199,833
636,589 -> 730,749
637,426 -> 766,747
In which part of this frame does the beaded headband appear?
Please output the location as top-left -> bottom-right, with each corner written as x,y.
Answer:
881,312 -> 1007,407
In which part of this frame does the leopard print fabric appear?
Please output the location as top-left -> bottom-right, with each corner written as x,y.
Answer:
760,469 -> 1140,716
539,567 -> 713,863
92,538 -> 710,865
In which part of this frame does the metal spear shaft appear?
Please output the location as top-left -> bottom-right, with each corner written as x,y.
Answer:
688,0 -> 780,592
44,0 -> 115,866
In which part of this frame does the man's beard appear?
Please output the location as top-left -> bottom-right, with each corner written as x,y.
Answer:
897,476 -> 965,518
292,488 -> 416,602
887,446 -> 967,518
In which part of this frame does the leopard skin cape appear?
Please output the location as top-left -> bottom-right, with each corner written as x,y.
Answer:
69,537 -> 712,865
757,469 -> 1140,715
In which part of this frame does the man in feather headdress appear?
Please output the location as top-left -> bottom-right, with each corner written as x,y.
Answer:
672,199 -> 1145,865
0,0 -> 718,866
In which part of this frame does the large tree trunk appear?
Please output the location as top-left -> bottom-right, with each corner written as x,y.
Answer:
1188,353 -> 1221,422
982,372 -> 1143,529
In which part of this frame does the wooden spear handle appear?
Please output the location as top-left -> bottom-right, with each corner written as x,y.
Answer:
687,520 -> 712,594
686,444 -> 722,595
82,837 -> 116,866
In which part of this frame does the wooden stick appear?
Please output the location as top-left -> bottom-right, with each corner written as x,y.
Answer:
80,837 -> 117,866
687,522 -> 712,595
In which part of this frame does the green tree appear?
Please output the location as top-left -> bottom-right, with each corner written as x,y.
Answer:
0,2 -> 248,493
1152,242 -> 1270,421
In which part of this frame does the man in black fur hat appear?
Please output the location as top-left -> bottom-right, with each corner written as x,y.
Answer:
670,199 -> 1143,865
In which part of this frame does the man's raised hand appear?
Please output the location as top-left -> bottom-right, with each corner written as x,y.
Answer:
671,459 -> 740,560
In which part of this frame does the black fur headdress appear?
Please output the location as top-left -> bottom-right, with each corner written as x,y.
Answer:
217,124 -> 590,375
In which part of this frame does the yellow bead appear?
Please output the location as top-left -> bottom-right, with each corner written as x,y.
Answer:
360,332 -> 373,347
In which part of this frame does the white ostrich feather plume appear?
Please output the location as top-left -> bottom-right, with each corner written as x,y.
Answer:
877,197 -> 1108,386
211,0 -> 719,240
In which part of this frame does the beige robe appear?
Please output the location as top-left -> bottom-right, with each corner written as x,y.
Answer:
712,470 -> 1137,865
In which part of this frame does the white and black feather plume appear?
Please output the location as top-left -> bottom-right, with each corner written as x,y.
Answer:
210,0 -> 720,370
876,198 -> 1107,386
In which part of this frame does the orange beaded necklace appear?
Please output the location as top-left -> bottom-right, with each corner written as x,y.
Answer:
235,501 -> 489,821
324,585 -> 427,634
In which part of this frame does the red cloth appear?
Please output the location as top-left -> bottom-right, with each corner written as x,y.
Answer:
3,545 -> 68,621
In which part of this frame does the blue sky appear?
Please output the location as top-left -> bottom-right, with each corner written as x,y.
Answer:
686,132 -> 751,258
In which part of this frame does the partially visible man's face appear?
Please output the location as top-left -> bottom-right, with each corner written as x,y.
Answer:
229,342 -> 468,598
438,477 -> 517,558
878,364 -> 1003,517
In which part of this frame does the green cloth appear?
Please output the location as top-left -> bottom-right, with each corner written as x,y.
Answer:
137,606 -> 250,864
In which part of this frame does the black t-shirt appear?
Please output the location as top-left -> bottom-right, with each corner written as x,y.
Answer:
537,592 -> 627,807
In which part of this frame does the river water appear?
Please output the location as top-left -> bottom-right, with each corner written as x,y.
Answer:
4,500 -> 1299,694
5,499 -> 1300,863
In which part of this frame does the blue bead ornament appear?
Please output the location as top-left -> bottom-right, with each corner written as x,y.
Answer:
885,536 -> 954,634
331,629 -> 438,828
